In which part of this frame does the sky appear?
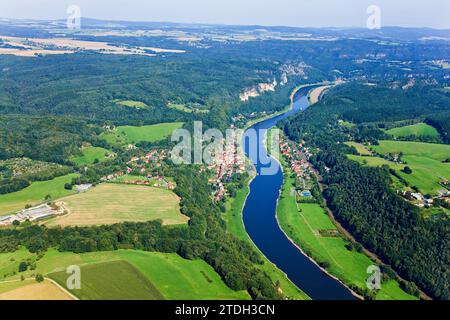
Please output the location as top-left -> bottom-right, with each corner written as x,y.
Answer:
0,0 -> 449,29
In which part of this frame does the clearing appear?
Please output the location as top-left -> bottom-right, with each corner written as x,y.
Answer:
385,123 -> 440,138
70,146 -> 112,165
101,122 -> 184,146
44,183 -> 187,227
114,100 -> 150,109
345,142 -> 372,156
0,174 -> 78,216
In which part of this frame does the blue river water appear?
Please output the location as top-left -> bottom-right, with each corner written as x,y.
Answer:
242,86 -> 356,300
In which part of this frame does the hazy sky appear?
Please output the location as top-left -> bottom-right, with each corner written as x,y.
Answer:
1,0 -> 449,29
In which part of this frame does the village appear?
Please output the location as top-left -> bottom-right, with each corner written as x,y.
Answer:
207,132 -> 246,202
279,136 -> 317,200
100,149 -> 176,190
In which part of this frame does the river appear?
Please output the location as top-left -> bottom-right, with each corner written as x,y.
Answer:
242,86 -> 356,300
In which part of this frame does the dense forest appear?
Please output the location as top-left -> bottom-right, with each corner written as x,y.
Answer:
281,83 -> 450,300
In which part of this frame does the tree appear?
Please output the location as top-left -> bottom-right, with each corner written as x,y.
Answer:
64,183 -> 73,190
18,261 -> 28,272
12,220 -> 20,227
35,274 -> 44,283
402,166 -> 413,174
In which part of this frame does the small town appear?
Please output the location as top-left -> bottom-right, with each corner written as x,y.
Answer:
279,137 -> 316,199
207,133 -> 246,201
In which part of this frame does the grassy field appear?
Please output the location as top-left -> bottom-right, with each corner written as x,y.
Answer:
50,261 -> 164,300
222,179 -> 310,300
70,146 -> 112,165
0,248 -> 249,300
114,99 -> 150,109
385,123 -> 440,138
101,122 -> 184,146
0,173 -> 78,216
371,141 -> 450,195
45,183 -> 187,227
345,142 -> 372,155
277,172 -> 417,300
0,279 -> 73,300
167,103 -> 209,114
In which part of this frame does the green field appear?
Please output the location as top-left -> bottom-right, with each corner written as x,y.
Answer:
348,154 -> 404,169
101,122 -> 184,146
0,174 -> 78,215
277,171 -> 417,300
222,179 -> 310,300
0,248 -> 249,300
45,183 -> 187,227
114,99 -> 150,109
345,142 -> 372,155
385,123 -> 439,138
69,146 -> 112,165
371,141 -> 450,195
50,260 -> 164,300
167,103 -> 209,114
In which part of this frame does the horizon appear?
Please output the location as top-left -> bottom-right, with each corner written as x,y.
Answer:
2,16 -> 450,32
0,0 -> 449,29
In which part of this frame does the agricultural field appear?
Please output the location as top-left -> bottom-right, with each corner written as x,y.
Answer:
114,99 -> 150,109
277,172 -> 417,300
50,261 -> 164,300
45,183 -> 187,227
0,279 -> 73,300
385,123 -> 440,138
0,173 -> 78,216
371,140 -> 450,195
345,142 -> 372,156
69,146 -> 113,165
100,122 -> 184,146
222,179 -> 310,300
0,248 -> 249,300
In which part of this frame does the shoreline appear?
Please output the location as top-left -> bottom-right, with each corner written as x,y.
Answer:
240,82 -> 361,300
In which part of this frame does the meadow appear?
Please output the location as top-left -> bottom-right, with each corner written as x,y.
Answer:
69,146 -> 111,165
277,171 -> 417,300
385,123 -> 439,138
114,99 -> 150,109
167,103 -> 209,114
222,179 -> 310,300
372,140 -> 450,195
101,122 -> 184,146
344,142 -> 372,155
0,173 -> 78,215
0,248 -> 249,300
45,183 -> 188,227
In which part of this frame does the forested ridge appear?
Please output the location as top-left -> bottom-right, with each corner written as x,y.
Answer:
281,83 -> 450,300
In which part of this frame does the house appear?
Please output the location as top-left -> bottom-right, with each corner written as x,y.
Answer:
301,190 -> 312,197
411,193 -> 423,201
75,184 -> 92,193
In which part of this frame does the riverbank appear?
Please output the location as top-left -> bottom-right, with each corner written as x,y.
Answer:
243,82 -> 329,130
276,161 -> 418,300
223,177 -> 310,300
